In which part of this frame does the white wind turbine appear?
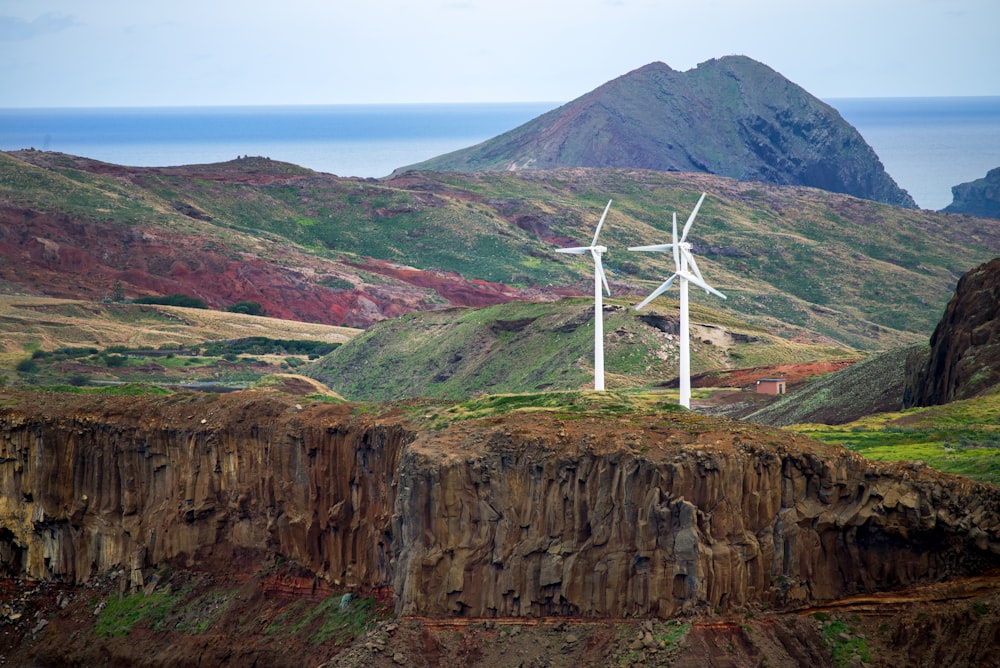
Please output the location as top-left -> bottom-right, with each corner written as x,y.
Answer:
629,193 -> 725,408
556,199 -> 613,391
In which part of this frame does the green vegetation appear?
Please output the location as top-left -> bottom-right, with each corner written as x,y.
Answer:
25,382 -> 173,396
748,345 -> 914,427
412,389 -> 698,432
196,337 -> 339,357
94,590 -> 178,638
226,301 -> 265,316
814,614 -> 873,667
5,151 -> 996,354
789,391 -> 1000,486
132,294 -> 209,309
264,595 -> 389,645
307,297 -> 852,401
0,296 -> 355,375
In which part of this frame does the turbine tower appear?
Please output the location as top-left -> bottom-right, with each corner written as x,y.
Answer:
629,193 -> 725,408
556,199 -> 613,391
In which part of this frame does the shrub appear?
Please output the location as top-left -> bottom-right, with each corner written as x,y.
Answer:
226,301 -> 265,316
103,354 -> 126,368
132,294 -> 209,309
15,358 -> 39,374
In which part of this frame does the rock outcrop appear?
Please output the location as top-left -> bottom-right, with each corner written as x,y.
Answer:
905,257 -> 1000,406
398,56 -> 916,208
1,391 -> 999,619
942,166 -> 1000,218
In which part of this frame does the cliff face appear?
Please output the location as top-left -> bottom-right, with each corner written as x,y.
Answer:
0,394 -> 406,592
1,391 -> 999,619
905,257 -> 1000,406
943,166 -> 1000,218
399,57 -> 916,208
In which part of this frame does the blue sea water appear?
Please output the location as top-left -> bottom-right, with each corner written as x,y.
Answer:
1,98 -> 998,211
0,103 -> 559,182
829,97 -> 1000,210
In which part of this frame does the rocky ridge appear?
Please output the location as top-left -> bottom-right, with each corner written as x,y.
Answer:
943,166 -> 1000,218
905,256 -> 1000,406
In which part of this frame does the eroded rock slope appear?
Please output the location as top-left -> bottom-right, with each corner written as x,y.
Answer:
905,256 -> 1000,406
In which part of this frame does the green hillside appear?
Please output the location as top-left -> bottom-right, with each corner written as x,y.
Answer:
306,297 -> 851,401
4,151 -> 999,346
789,390 -> 1000,486
745,344 -> 920,426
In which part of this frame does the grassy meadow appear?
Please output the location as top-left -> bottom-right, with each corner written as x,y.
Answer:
0,295 -> 358,389
789,390 -> 1000,486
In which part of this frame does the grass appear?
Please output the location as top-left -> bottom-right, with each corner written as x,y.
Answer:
0,296 -> 356,389
307,296 -> 857,402
33,383 -> 174,396
91,581 -> 383,645
264,594 -> 389,645
789,391 -> 1000,485
413,389 -> 689,430
813,614 -> 873,667
94,590 -> 179,638
0,295 -> 358,369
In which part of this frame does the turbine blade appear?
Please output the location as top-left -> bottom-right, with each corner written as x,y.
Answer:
683,249 -> 704,282
628,243 -> 675,252
680,192 -> 706,242
635,274 -> 678,310
672,213 -> 681,271
555,246 -> 590,254
591,199 -> 613,247
593,251 -> 611,295
683,271 -> 727,300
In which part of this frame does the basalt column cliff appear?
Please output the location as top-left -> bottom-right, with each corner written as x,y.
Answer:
1,391 -> 999,619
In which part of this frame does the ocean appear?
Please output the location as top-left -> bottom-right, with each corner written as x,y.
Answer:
2,98 -> 998,211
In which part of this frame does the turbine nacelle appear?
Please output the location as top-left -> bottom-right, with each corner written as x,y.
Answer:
555,200 -> 613,296
629,192 -> 724,308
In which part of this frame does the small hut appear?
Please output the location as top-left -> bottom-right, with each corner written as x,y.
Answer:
755,378 -> 787,395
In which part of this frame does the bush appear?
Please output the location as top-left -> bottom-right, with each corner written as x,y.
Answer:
103,354 -> 126,368
132,294 -> 209,309
15,358 -> 39,374
226,301 -> 265,316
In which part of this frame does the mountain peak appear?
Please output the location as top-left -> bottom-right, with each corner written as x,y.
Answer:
399,56 -> 916,208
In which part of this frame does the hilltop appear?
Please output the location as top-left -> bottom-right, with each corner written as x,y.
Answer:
397,56 -> 915,208
4,152 -> 998,350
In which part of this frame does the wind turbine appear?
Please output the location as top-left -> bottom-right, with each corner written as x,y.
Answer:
629,192 -> 725,408
556,199 -> 613,391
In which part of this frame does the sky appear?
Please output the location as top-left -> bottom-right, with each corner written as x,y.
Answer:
1,0 -> 998,108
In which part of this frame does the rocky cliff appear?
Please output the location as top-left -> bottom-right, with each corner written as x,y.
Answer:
905,256 -> 1000,406
2,390 -> 999,621
398,56 -> 916,208
943,166 -> 1000,218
